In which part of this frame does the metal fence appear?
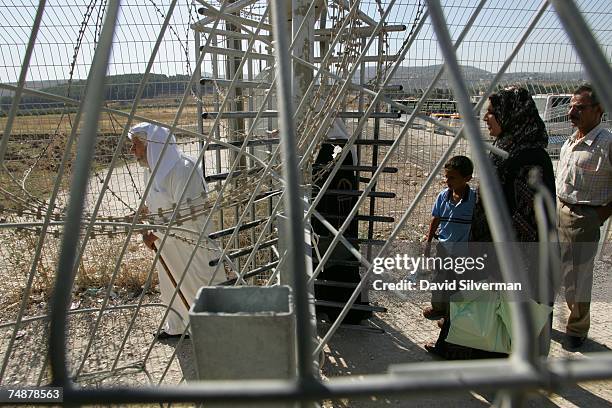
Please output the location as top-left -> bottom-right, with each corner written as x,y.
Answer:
0,0 -> 611,405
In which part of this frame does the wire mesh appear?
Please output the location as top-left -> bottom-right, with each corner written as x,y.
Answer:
0,0 -> 610,404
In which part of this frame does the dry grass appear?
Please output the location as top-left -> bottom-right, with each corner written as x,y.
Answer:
0,98 -> 220,134
0,225 -> 159,322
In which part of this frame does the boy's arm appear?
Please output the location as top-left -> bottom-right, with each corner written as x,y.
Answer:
426,217 -> 440,241
424,216 -> 440,257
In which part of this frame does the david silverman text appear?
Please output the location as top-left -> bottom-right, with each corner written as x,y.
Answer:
372,279 -> 522,291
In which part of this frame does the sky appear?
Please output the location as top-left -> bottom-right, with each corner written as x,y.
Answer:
0,0 -> 610,85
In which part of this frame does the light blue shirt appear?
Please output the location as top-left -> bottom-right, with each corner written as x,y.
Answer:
432,187 -> 475,253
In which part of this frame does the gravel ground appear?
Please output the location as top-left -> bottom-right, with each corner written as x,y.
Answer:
320,242 -> 612,407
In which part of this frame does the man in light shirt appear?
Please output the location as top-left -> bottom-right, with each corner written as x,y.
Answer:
556,84 -> 612,349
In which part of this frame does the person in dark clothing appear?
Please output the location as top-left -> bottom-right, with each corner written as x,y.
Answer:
475,86 -> 556,243
426,87 -> 557,359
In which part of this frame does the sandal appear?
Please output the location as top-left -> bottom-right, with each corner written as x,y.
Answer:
424,342 -> 444,358
155,330 -> 189,340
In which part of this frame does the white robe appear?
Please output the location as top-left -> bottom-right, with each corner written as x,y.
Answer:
145,156 -> 222,335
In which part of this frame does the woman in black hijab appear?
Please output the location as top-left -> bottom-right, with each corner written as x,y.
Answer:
475,86 -> 556,242
426,87 -> 556,359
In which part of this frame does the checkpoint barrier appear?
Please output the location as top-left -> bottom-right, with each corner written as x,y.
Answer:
189,285 -> 297,381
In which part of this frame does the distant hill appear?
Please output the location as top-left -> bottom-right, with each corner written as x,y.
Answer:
0,79 -> 69,98
2,67 -> 589,110
1,73 -> 212,111
354,64 -> 588,93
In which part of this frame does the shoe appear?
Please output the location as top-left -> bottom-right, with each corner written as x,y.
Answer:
422,306 -> 445,320
424,342 -> 443,358
567,335 -> 586,349
437,317 -> 445,329
155,330 -> 189,340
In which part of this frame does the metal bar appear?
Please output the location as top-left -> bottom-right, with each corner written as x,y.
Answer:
323,190 -> 395,198
204,167 -> 260,181
135,0 -> 275,368
200,78 -> 273,88
426,0 -> 541,364
194,0 -> 258,25
326,139 -> 394,146
195,32 -> 204,141
219,261 -> 279,285
202,165 -> 397,183
270,0 -> 313,380
211,33 -> 223,229
311,0 -> 489,355
105,0 -> 237,373
0,303 -> 168,330
193,26 -> 272,46
313,54 -> 399,63
47,353 -> 612,404
0,84 -> 269,167
208,217 -> 267,239
0,0 -> 62,383
193,2 -> 272,31
201,45 -> 273,60
324,214 -> 395,223
411,113 -> 510,160
311,209 -> 372,271
202,111 -> 401,119
367,26 -> 384,260
209,238 -> 279,266
312,165 -> 397,173
199,136 -> 395,151
0,0 -> 46,164
550,0 -> 612,116
314,24 -> 406,37
49,0 -> 121,387
314,279 -> 359,289
332,0 -> 377,26
72,0 -> 183,379
226,0 -> 245,274
314,300 -> 386,313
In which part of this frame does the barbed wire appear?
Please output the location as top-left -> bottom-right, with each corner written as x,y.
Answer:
0,1 -> 422,270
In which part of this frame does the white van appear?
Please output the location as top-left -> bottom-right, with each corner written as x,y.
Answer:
532,94 -> 573,142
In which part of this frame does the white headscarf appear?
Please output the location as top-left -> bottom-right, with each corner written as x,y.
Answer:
129,122 -> 182,191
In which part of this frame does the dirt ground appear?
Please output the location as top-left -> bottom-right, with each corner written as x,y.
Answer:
319,242 -> 612,407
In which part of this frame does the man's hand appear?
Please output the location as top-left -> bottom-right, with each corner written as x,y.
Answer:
142,231 -> 158,250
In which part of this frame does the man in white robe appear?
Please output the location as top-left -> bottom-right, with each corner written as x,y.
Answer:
129,122 -> 222,338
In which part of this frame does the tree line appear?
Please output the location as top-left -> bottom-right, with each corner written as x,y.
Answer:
1,73 -> 194,113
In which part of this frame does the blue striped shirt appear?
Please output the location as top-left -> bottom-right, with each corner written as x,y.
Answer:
432,187 -> 475,253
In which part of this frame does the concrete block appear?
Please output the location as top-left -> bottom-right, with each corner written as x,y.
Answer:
189,285 -> 297,381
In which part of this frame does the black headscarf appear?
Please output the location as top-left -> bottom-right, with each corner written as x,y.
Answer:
488,87 -> 548,176
471,87 -> 554,243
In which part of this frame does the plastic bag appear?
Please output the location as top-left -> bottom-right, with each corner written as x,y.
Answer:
446,287 -> 552,354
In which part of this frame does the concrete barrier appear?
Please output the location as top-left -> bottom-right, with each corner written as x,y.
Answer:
189,285 -> 297,381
